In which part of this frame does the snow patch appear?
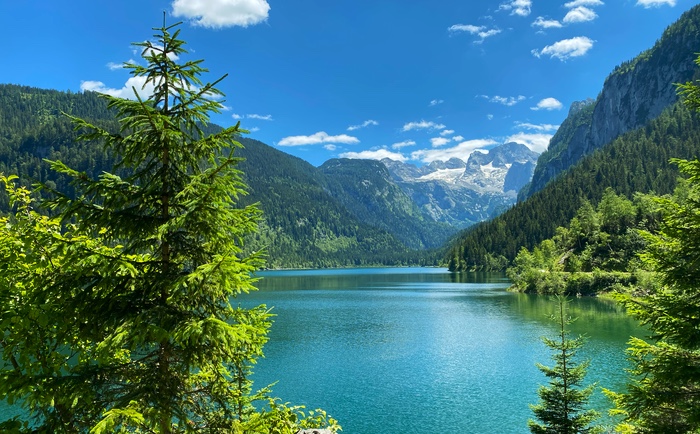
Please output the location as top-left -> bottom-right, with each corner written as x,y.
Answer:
417,168 -> 464,183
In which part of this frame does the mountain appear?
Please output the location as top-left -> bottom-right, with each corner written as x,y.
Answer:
523,4 -> 700,199
0,84 -> 447,268
233,137 -> 435,268
318,158 -> 456,250
445,1 -> 700,272
382,142 -> 539,227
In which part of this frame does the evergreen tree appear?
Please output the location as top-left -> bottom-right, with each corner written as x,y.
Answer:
607,54 -> 700,434
0,18 -> 338,433
529,296 -> 601,434
609,159 -> 700,433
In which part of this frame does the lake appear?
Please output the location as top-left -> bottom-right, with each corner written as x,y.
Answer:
241,267 -> 643,434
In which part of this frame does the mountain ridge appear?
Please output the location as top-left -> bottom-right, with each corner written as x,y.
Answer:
524,4 -> 700,198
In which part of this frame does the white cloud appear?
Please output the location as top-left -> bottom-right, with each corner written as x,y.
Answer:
340,149 -> 408,162
531,97 -> 564,111
636,0 -> 675,7
431,137 -> 451,147
564,0 -> 604,7
392,140 -> 416,149
449,24 -> 482,33
402,120 -> 446,132
563,6 -> 598,23
80,76 -> 153,99
107,62 -> 124,71
171,0 -> 270,28
347,119 -> 379,131
429,99 -> 444,106
247,113 -> 273,120
278,131 -> 360,147
448,24 -> 501,42
324,144 -> 337,151
506,133 -> 552,153
515,122 -> 560,132
249,126 -> 260,132
411,139 -> 498,163
440,129 -> 455,136
532,36 -> 594,60
499,0 -> 532,16
481,95 -> 527,106
452,135 -> 465,141
233,113 -> 273,120
532,16 -> 563,28
487,114 -> 494,120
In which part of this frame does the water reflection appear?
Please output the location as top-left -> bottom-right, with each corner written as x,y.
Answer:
242,268 -> 644,434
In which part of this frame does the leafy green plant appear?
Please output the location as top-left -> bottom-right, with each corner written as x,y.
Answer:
0,17 -> 338,433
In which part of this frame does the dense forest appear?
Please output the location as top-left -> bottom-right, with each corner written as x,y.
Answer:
0,84 -> 446,269
447,102 -> 700,271
447,4 -> 700,271
506,188 -> 662,295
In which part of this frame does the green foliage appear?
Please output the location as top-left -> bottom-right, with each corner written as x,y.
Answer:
0,19 -> 337,433
608,55 -> 700,432
529,296 -> 601,434
447,99 -> 700,272
506,189 -> 658,295
609,157 -> 700,433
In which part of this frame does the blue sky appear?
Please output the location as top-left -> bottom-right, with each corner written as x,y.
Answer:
0,0 -> 695,166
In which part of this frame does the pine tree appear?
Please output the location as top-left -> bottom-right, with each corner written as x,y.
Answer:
607,53 -> 700,434
0,17 -> 338,433
529,296 -> 601,434
608,159 -> 700,433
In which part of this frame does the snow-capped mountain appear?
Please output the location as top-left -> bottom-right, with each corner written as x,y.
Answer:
381,142 -> 539,227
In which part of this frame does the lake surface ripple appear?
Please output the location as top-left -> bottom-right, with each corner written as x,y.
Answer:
242,267 -> 642,434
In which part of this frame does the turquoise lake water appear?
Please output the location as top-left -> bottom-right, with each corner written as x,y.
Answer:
0,267 -> 643,432
242,267 -> 643,434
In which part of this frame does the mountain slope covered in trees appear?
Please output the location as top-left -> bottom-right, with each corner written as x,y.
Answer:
0,84 -> 452,268
446,5 -> 700,271
523,4 -> 700,199
447,102 -> 700,271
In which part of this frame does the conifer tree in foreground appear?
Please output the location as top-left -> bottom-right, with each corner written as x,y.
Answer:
606,53 -> 700,434
529,296 -> 601,434
0,17 -> 338,433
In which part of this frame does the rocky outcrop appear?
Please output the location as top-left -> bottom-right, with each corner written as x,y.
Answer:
526,5 -> 700,197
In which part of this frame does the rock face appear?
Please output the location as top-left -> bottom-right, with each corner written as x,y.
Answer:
526,4 -> 700,197
381,142 -> 539,228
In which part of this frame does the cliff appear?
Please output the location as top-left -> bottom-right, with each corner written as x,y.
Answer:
525,4 -> 700,197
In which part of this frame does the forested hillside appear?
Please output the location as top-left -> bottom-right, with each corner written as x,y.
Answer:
0,85 -> 118,209
447,102 -> 700,271
0,84 -> 443,268
234,138 -> 446,267
320,158 -> 456,250
524,4 -> 700,198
